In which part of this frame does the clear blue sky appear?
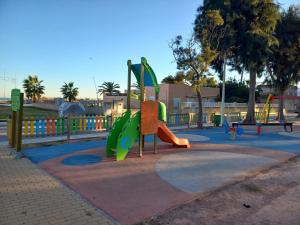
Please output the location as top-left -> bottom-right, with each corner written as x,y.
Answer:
0,0 -> 297,99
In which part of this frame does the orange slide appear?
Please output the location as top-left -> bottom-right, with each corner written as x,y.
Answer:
157,121 -> 191,148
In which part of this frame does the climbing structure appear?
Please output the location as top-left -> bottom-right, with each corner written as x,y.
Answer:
258,94 -> 300,123
258,94 -> 272,123
106,57 -> 190,161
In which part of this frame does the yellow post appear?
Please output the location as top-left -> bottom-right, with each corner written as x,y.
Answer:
24,119 -> 28,136
79,116 -> 83,132
260,94 -> 272,123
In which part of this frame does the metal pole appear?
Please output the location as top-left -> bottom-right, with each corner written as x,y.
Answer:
220,56 -> 226,126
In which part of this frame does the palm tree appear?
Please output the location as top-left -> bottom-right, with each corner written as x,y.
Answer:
98,81 -> 120,95
60,82 -> 79,102
23,75 -> 45,102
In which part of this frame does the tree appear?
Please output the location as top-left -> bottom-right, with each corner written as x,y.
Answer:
60,82 -> 79,102
219,78 -> 261,103
264,5 -> 300,120
22,75 -> 45,102
162,71 -> 218,87
161,72 -> 185,84
98,81 -> 120,96
170,10 -> 224,128
198,76 -> 218,88
195,0 -> 281,123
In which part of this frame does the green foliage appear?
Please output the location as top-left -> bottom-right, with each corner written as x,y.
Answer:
22,75 -> 45,103
219,78 -> 261,103
60,82 -> 79,102
265,5 -> 300,92
170,8 -> 225,128
196,0 -> 280,72
162,71 -> 218,88
195,9 -> 226,52
169,36 -> 218,90
161,72 -> 185,84
98,81 -> 120,95
264,5 -> 300,120
201,76 -> 218,88
195,0 -> 281,123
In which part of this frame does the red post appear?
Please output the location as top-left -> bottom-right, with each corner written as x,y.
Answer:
99,116 -> 102,130
257,125 -> 262,135
52,117 -> 55,135
46,117 -> 50,136
95,115 -> 99,130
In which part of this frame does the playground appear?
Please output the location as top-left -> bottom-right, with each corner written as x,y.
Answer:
7,58 -> 297,225
20,125 -> 300,225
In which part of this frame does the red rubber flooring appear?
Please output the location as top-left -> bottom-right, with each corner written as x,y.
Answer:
40,143 -> 295,225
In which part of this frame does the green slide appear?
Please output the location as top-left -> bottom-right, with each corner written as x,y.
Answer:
106,110 -> 131,157
116,111 -> 140,161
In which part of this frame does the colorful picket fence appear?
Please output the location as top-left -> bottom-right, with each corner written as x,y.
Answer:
18,113 -> 211,138
22,115 -> 112,137
167,113 -> 207,127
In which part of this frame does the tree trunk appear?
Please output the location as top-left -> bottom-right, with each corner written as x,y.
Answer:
278,89 -> 285,121
244,69 -> 256,124
240,70 -> 244,83
196,88 -> 203,129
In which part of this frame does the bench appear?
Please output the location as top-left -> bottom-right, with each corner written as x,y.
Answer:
232,122 -> 293,133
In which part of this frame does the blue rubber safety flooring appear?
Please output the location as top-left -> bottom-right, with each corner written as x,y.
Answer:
22,127 -> 300,164
62,154 -> 102,166
178,127 -> 300,154
22,140 -> 106,164
0,135 -> 7,141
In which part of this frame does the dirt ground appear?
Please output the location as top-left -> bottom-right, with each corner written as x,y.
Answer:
138,156 -> 300,225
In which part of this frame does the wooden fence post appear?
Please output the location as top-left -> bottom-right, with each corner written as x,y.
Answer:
11,111 -> 16,148
16,93 -> 24,152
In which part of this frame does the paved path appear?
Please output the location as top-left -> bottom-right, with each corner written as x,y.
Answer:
0,146 -> 117,225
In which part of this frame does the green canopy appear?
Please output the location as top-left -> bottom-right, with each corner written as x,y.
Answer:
130,57 -> 160,93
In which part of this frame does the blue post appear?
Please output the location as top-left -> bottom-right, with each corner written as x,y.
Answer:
175,114 -> 180,126
87,116 -> 91,130
91,116 -> 95,130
